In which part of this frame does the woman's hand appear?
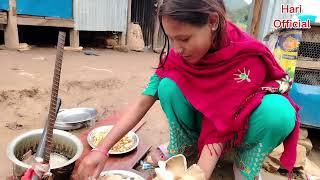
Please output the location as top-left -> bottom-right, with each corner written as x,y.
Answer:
76,151 -> 108,180
76,95 -> 156,179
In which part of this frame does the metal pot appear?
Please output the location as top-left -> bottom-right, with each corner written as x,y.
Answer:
7,129 -> 83,179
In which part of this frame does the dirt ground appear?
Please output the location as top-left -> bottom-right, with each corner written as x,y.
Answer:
0,48 -> 319,179
0,48 -> 163,178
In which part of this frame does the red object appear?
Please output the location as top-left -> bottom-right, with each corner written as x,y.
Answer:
21,169 -> 35,180
156,21 -> 300,172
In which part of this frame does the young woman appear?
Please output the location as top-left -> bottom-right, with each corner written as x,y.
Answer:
77,0 -> 300,179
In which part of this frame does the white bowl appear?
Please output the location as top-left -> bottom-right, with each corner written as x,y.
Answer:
87,125 -> 139,155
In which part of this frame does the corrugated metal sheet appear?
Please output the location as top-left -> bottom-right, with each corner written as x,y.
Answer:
74,0 -> 128,32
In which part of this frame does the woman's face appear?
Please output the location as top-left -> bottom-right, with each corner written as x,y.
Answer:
162,15 -> 217,65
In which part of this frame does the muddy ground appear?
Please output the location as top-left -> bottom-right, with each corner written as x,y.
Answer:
0,48 -> 319,179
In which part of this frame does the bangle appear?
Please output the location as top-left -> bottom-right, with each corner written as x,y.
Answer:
91,148 -> 109,157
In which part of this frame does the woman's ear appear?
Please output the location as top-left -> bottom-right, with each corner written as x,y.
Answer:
209,12 -> 219,31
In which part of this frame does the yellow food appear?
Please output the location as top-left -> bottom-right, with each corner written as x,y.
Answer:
93,130 -> 134,152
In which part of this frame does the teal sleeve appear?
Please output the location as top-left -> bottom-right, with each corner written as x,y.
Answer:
142,73 -> 161,97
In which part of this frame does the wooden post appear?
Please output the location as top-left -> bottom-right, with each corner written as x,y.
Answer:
249,0 -> 263,38
70,0 -> 80,48
121,0 -> 132,46
120,31 -> 126,46
153,0 -> 163,51
69,29 -> 79,48
4,0 -> 19,49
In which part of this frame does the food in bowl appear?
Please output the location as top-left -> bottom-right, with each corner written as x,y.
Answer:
93,130 -> 134,152
22,150 -> 69,169
99,175 -> 123,180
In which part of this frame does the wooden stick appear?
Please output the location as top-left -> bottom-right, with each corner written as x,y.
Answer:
70,29 -> 80,48
250,0 -> 263,38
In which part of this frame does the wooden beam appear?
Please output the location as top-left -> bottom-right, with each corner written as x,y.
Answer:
250,0 -> 263,38
311,22 -> 320,27
17,15 -> 74,28
4,0 -> 20,49
297,60 -> 320,70
123,0 -> 132,45
120,31 -> 126,46
0,12 -> 7,24
153,0 -> 163,51
70,0 -> 80,48
69,29 -> 80,48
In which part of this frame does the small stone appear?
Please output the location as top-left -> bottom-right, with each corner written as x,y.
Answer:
5,121 -> 24,130
114,45 -> 130,53
299,128 -> 308,140
17,43 -> 31,52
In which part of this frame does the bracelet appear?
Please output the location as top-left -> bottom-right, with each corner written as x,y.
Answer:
91,148 -> 109,157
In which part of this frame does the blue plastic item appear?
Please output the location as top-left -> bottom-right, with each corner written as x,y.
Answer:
16,0 -> 73,19
140,160 -> 154,170
289,83 -> 320,128
298,15 -> 317,23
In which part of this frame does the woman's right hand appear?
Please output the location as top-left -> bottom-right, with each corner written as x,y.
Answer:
76,95 -> 156,179
76,151 -> 108,180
